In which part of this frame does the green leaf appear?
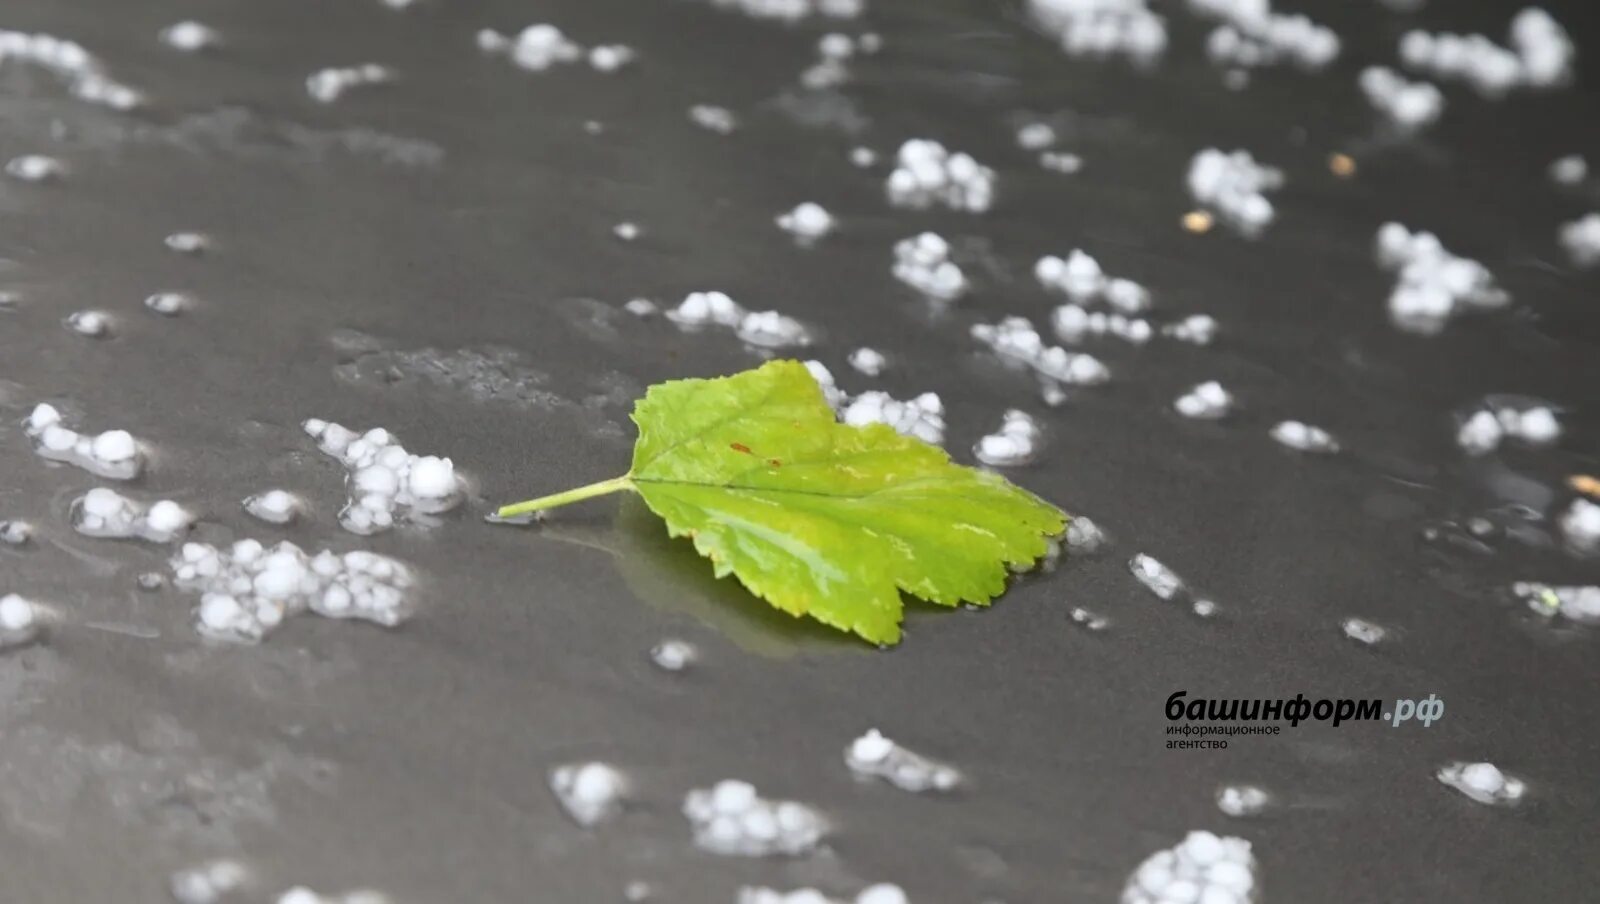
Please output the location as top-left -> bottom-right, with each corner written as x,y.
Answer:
496,359 -> 1067,645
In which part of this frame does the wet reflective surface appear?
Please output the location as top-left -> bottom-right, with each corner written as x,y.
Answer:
2,0 -> 1599,901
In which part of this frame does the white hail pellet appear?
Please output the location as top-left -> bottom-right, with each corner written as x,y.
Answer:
1559,213 -> 1600,268
72,488 -> 191,542
144,292 -> 192,316
650,638 -> 697,671
306,64 -> 394,103
668,290 -> 745,327
1040,151 -> 1083,174
479,24 -> 584,71
1070,607 -> 1110,630
689,104 -> 738,134
159,21 -> 221,52
776,202 -> 834,240
1017,121 -> 1056,150
1025,0 -> 1168,64
1216,784 -> 1270,817
1174,381 -> 1232,419
0,520 -> 33,545
0,594 -> 40,649
682,780 -> 827,857
805,360 -> 846,409
64,309 -> 111,337
974,410 -> 1041,467
6,155 -> 66,182
848,347 -> 887,377
885,139 -> 995,212
173,540 -> 415,642
1066,515 -> 1107,553
588,44 -> 636,72
1437,761 -> 1525,805
243,489 -> 301,525
893,232 -> 967,300
1548,154 -> 1587,185
1513,581 -> 1600,625
1035,249 -> 1152,313
1559,498 -> 1600,556
740,884 -> 908,904
1270,420 -> 1339,453
845,728 -> 960,792
1374,222 -> 1508,333
623,298 -> 658,317
23,403 -> 144,479
849,147 -> 877,168
549,762 -> 628,827
1122,830 -> 1258,904
842,391 -> 945,445
1188,148 -> 1283,233
1342,617 -> 1388,644
971,317 -> 1111,388
1164,314 -> 1218,345
613,222 -> 640,241
1398,8 -> 1573,95
1128,553 -> 1184,600
303,420 -> 462,535
276,887 -> 390,904
0,29 -> 144,109
707,0 -> 864,23
1359,66 -> 1444,128
169,860 -> 249,904
165,232 -> 210,254
1190,0 -> 1340,70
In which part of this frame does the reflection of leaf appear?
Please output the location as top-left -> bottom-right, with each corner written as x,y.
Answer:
498,360 -> 1066,645
537,496 -> 858,659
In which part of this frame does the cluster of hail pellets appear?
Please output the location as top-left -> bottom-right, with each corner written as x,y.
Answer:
739,885 -> 908,904
971,317 -> 1111,393
1036,250 -> 1151,313
172,540 -> 415,642
1174,381 -> 1233,420
7,154 -> 66,183
1190,0 -> 1340,70
169,859 -> 248,904
1024,0 -> 1167,64
1455,401 -> 1560,454
477,24 -> 634,73
708,0 -> 864,23
73,489 -> 192,543
664,291 -> 813,348
1436,761 -> 1525,806
549,762 -> 629,827
0,29 -> 143,110
682,780 -> 827,857
805,362 -> 945,444
0,594 -> 41,651
305,64 -> 395,103
1374,222 -> 1508,334
974,410 -> 1042,467
303,420 -> 462,535
1559,213 -> 1600,268
844,729 -> 961,792
1398,8 -> 1573,95
892,233 -> 966,300
885,140 -> 995,212
1188,149 -> 1284,233
1122,831 -> 1258,904
276,887 -> 389,904
24,403 -> 143,479
1515,581 -> 1600,625
1359,66 -> 1445,129
1129,554 -> 1218,616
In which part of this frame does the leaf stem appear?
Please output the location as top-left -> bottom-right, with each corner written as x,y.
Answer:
496,475 -> 635,519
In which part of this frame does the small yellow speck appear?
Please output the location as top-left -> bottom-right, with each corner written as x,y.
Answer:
1182,210 -> 1214,234
1329,153 -> 1357,178
1569,474 -> 1600,497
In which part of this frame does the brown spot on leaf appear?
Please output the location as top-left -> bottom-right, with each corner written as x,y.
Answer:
768,459 -> 782,468
730,442 -> 752,454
